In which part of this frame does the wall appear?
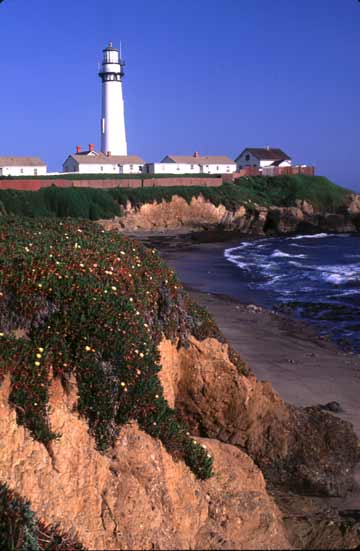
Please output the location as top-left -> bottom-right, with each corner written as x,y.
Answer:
0,166 -> 47,177
235,151 -> 260,170
201,163 -> 237,174
147,163 -> 201,175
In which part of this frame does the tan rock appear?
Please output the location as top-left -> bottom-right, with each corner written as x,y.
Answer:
0,372 -> 290,550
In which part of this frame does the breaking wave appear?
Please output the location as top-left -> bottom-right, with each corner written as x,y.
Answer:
224,233 -> 360,351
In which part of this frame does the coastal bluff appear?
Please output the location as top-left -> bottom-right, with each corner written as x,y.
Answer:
0,218 -> 359,549
101,192 -> 360,235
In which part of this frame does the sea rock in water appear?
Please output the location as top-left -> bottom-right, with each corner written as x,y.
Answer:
319,401 -> 344,413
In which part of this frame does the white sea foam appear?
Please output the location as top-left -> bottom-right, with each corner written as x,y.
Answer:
289,233 -> 330,240
271,249 -> 306,258
317,264 -> 360,285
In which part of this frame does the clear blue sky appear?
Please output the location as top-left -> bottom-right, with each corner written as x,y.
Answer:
0,0 -> 359,190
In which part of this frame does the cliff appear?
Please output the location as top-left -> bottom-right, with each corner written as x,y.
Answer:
102,192 -> 360,235
0,218 -> 359,549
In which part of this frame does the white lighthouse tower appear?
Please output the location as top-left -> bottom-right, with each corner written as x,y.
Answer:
99,42 -> 127,156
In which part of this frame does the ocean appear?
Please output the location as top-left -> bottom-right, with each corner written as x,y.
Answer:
161,233 -> 360,354
224,233 -> 360,352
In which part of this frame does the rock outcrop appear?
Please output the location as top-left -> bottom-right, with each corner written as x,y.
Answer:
0,375 -> 290,550
159,337 -> 360,497
100,193 -> 360,235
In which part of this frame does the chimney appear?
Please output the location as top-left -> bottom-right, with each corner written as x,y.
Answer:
89,143 -> 95,152
193,151 -> 200,158
106,151 -> 111,157
76,145 -> 81,153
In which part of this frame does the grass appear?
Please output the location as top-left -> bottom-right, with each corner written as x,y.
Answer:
0,175 -> 352,220
0,217 -> 213,479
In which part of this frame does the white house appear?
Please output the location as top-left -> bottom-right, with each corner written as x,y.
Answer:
235,148 -> 292,171
146,153 -> 236,175
0,157 -> 47,177
62,145 -> 144,175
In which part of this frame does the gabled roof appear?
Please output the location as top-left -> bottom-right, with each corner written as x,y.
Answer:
69,154 -> 145,165
162,155 -> 235,165
235,148 -> 291,161
0,156 -> 46,167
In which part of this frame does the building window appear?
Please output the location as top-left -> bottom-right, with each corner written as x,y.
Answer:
20,168 -> 24,174
139,166 -> 143,172
100,166 -> 103,171
245,154 -> 250,161
130,165 -> 133,170
191,165 -> 194,169
216,166 -> 219,171
34,169 -> 38,175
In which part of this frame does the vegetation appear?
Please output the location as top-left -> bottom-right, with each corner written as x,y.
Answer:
0,218 -> 213,479
232,174 -> 351,211
0,483 -> 85,551
0,176 -> 351,220
0,187 -> 121,219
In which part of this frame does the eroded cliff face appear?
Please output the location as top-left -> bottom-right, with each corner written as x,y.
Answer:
99,193 -> 360,235
0,371 -> 290,551
159,337 -> 360,498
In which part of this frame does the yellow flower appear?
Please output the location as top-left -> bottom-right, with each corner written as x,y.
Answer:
120,382 -> 126,387
35,361 -> 40,367
38,347 -> 44,353
111,286 -> 117,291
37,283 -> 42,288
36,353 -> 42,359
0,333 -> 4,337
84,346 -> 91,352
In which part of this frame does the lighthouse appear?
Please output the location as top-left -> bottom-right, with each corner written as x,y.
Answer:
99,42 -> 127,156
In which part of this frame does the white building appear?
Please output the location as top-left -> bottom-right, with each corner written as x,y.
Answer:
0,157 -> 47,177
147,153 -> 236,175
99,42 -> 127,156
235,148 -> 291,171
63,145 -> 144,174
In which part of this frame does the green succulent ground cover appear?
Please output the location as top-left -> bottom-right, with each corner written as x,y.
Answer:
0,483 -> 85,551
0,176 -> 351,220
0,217 -> 213,479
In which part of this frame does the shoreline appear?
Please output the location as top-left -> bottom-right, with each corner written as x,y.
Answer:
142,230 -> 360,511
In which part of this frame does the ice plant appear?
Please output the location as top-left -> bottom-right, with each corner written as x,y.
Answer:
0,217 -> 213,479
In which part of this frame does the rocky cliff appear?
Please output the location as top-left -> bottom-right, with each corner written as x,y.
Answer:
0,218 -> 359,549
101,193 -> 360,235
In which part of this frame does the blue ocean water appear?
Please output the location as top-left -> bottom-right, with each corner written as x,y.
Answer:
225,234 -> 360,352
